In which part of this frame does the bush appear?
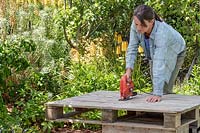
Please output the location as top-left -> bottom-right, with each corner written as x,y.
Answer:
175,65 -> 200,95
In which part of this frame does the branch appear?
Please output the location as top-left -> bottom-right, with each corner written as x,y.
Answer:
185,34 -> 199,81
68,0 -> 72,9
184,50 -> 199,81
75,2 -> 83,43
62,19 -> 77,49
85,21 -> 94,38
85,22 -> 101,39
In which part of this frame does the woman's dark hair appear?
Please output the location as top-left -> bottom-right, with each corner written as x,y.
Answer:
134,5 -> 162,27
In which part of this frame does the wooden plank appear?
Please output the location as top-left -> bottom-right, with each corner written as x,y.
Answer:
182,119 -> 197,127
101,121 -> 175,131
102,121 -> 191,133
102,109 -> 117,123
55,118 -> 174,131
58,91 -> 200,105
198,118 -> 200,128
177,124 -> 189,133
198,107 -> 200,127
102,125 -> 175,133
45,99 -> 198,113
45,106 -> 63,120
164,113 -> 181,128
195,108 -> 199,120
50,117 -> 173,131
45,91 -> 200,113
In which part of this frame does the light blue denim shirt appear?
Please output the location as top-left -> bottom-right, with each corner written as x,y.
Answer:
126,20 -> 186,96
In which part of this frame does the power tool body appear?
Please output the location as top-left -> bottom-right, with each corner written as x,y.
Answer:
119,75 -> 137,101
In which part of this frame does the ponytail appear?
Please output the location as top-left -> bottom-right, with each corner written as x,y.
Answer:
154,11 -> 163,22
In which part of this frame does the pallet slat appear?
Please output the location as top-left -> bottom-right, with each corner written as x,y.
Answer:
45,91 -> 200,113
45,91 -> 200,133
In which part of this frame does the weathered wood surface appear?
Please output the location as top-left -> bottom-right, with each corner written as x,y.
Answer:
45,91 -> 200,113
102,125 -> 176,133
45,91 -> 200,133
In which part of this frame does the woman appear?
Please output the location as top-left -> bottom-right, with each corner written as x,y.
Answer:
125,5 -> 186,102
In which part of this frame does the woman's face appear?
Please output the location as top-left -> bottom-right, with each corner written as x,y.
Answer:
133,16 -> 154,34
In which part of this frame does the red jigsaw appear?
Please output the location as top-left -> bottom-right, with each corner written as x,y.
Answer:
119,75 -> 137,101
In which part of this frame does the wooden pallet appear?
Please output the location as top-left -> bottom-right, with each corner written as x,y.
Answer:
45,91 -> 200,133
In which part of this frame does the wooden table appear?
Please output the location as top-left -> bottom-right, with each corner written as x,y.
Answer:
45,91 -> 200,133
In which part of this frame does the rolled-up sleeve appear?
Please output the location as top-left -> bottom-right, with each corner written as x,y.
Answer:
152,46 -> 167,96
126,23 -> 140,69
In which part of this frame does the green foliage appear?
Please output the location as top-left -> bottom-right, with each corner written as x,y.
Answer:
14,89 -> 48,130
54,0 -> 147,56
0,37 -> 33,90
0,0 -> 200,132
0,92 -> 18,129
0,4 -> 71,131
133,56 -> 152,92
65,58 -> 121,97
175,64 -> 200,95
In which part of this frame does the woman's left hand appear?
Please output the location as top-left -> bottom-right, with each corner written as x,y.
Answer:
146,95 -> 161,102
